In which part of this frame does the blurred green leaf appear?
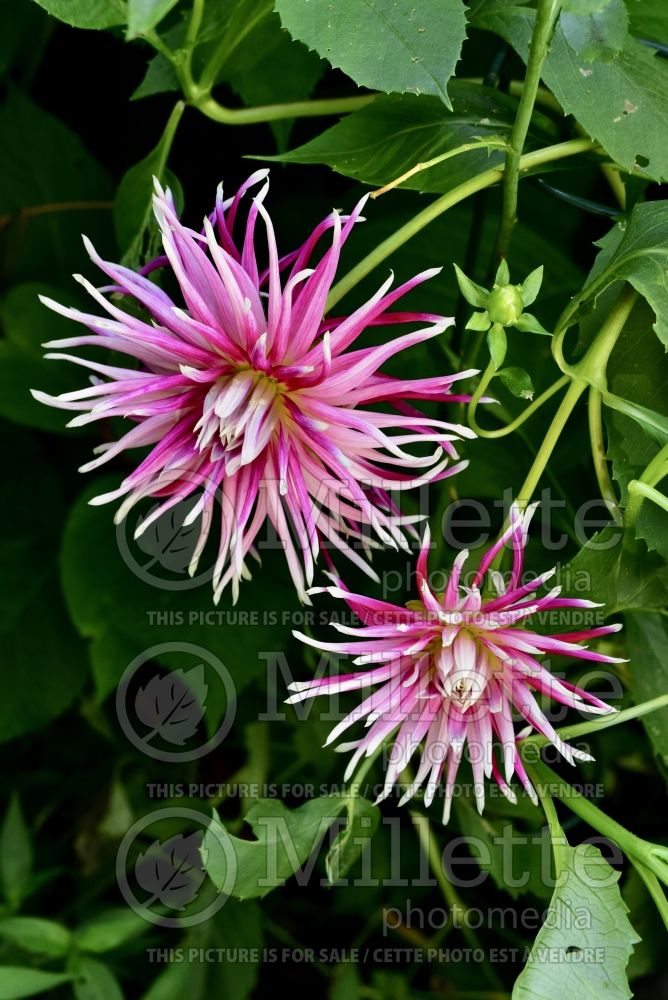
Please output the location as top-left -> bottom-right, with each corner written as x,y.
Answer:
0,797 -> 32,911
71,956 -> 124,1000
0,283 -> 91,433
75,908 -> 148,953
0,89 -> 113,285
276,0 -> 467,107
0,968 -> 73,999
624,612 -> 668,768
0,916 -> 71,957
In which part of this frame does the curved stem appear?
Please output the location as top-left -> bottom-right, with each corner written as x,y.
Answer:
495,0 -> 562,258
468,368 -> 569,439
552,282 -> 638,379
527,765 -> 569,879
522,693 -> 668,746
327,137 -> 597,310
632,861 -> 668,931
529,760 -> 668,888
194,93 -> 374,126
588,387 -> 618,507
627,480 -> 668,522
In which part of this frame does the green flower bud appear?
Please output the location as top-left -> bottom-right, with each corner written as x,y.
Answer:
486,283 -> 524,326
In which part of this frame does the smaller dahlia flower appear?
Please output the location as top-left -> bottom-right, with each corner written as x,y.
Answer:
288,504 -> 622,823
32,170 -> 475,602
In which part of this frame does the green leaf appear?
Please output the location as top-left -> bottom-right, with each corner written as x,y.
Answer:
229,29 -> 324,151
624,613 -> 668,768
0,284 -> 92,434
113,101 -> 184,265
325,796 -> 380,884
560,0 -> 629,62
577,203 -> 668,348
0,917 -> 71,957
520,265 -> 544,307
498,366 -> 535,400
74,908 -> 148,953
515,312 -> 551,335
603,391 -> 668,445
453,263 -> 488,307
0,797 -> 32,911
71,957 -> 124,1000
465,310 -> 492,331
127,0 -> 178,37
260,82 -> 554,194
0,89 -> 113,286
30,0 -> 126,30
487,323 -> 507,369
0,427 -> 87,743
131,52 -> 179,100
495,258 -> 510,285
0,968 -> 74,999
564,525 -> 668,615
513,844 -> 638,999
474,0 -> 668,181
203,799 -> 344,899
60,479 -> 299,728
276,0 -> 468,107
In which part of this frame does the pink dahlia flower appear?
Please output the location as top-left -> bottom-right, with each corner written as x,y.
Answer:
288,503 -> 622,822
33,171 -> 475,602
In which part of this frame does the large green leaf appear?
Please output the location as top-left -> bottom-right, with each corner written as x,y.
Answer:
513,844 -> 638,999
261,82 -> 556,194
0,426 -> 87,742
0,968 -> 74,1000
0,284 -> 92,434
203,798 -> 346,899
30,0 -> 126,29
60,479 -> 299,728
276,0 -> 468,107
0,89 -> 114,285
474,0 -> 668,181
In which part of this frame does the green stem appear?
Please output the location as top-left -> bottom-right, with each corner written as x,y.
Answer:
523,694 -> 668,745
410,812 -> 503,988
627,480 -> 668,522
632,862 -> 668,931
495,0 -> 562,258
194,92 -> 374,126
527,765 -> 569,879
588,387 -> 618,507
553,282 -> 638,379
514,377 -> 587,510
468,366 -> 569,439
529,760 -> 668,888
327,137 -> 597,310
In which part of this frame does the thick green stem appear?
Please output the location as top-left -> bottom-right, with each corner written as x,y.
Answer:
523,694 -> 668,745
588,387 -> 618,507
495,0 -> 562,258
626,442 -> 668,524
553,283 -> 638,379
514,378 -> 587,510
529,760 -> 668,888
194,93 -> 374,126
327,137 -> 596,310
526,765 -> 569,879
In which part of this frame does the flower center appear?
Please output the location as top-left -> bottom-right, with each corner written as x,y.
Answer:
194,367 -> 285,470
